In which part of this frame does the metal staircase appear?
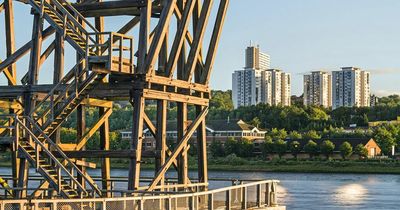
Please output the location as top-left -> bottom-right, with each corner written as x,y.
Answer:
29,0 -> 99,56
11,0 -> 121,199
16,116 -> 102,198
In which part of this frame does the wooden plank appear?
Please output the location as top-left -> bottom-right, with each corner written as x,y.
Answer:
145,0 -> 176,75
73,0 -> 147,11
166,0 -> 196,77
0,27 -> 55,76
39,41 -> 55,67
75,107 -> 112,151
55,150 -> 156,158
0,100 -> 22,110
59,143 -> 78,151
196,105 -> 208,190
143,89 -> 209,106
136,0 -> 151,74
75,159 -> 97,169
155,99 -> 167,188
185,0 -> 213,81
81,98 -> 113,108
128,89 -> 146,190
177,102 -> 188,186
147,107 -> 208,191
4,0 -> 16,85
201,0 -> 229,84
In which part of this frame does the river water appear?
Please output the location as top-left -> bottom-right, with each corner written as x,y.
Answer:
1,167 -> 399,209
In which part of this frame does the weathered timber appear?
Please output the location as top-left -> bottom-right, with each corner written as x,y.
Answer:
0,0 -> 228,198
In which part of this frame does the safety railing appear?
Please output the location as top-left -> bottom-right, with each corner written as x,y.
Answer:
87,32 -> 134,74
29,58 -> 86,126
0,179 -> 280,210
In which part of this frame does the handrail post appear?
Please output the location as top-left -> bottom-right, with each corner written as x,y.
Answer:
208,194 -> 213,210
35,142 -> 39,170
256,183 -> 262,207
226,189 -> 231,210
270,181 -> 277,207
241,186 -> 247,209
57,165 -> 61,194
265,182 -> 270,207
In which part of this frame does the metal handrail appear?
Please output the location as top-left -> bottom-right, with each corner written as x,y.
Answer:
30,59 -> 84,118
21,116 -> 102,197
15,117 -> 89,196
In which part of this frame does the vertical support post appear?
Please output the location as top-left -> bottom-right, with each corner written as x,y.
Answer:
137,0 -> 151,74
18,13 -> 43,198
177,102 -> 188,186
177,0 -> 189,189
95,5 -> 111,197
75,0 -> 86,188
155,100 -> 167,188
128,88 -> 145,190
196,105 -> 208,190
51,31 -> 64,144
4,0 -> 16,85
100,108 -> 111,196
76,104 -> 86,187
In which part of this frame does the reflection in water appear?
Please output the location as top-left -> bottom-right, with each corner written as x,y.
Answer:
333,183 -> 368,205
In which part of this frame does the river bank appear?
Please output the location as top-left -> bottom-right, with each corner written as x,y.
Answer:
1,156 -> 399,174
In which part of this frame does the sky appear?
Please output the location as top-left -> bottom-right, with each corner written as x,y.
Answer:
2,0 -> 400,96
211,0 -> 400,96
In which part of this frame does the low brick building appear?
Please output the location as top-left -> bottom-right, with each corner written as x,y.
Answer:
121,119 -> 267,151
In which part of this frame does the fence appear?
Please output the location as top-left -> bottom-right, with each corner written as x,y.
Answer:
0,179 -> 279,210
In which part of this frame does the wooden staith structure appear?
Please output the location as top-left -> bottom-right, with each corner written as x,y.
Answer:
0,0 -> 229,199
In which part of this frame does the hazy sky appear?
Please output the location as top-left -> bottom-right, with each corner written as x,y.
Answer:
2,0 -> 400,96
211,0 -> 400,95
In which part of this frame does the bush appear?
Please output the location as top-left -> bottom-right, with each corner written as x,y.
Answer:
274,139 -> 287,158
355,144 -> 368,159
261,139 -> 274,157
289,141 -> 301,158
304,140 -> 319,158
210,140 -> 224,157
320,140 -> 335,159
339,141 -> 353,159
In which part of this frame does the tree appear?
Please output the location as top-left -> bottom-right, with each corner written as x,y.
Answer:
274,139 -> 287,158
354,144 -> 368,159
249,117 -> 261,128
374,127 -> 396,155
303,130 -> 321,140
261,138 -> 274,157
339,142 -> 353,160
236,139 -> 254,157
269,128 -> 288,141
289,131 -> 302,140
320,140 -> 335,159
289,141 -> 301,159
210,140 -> 225,157
224,137 -> 238,155
304,140 -> 319,158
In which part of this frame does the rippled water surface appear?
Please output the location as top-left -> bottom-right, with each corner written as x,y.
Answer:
1,167 -> 399,209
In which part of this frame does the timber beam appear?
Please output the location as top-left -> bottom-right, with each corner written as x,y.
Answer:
73,1 -> 162,17
54,150 -> 157,158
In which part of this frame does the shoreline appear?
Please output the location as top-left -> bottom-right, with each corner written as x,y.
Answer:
1,160 -> 399,175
